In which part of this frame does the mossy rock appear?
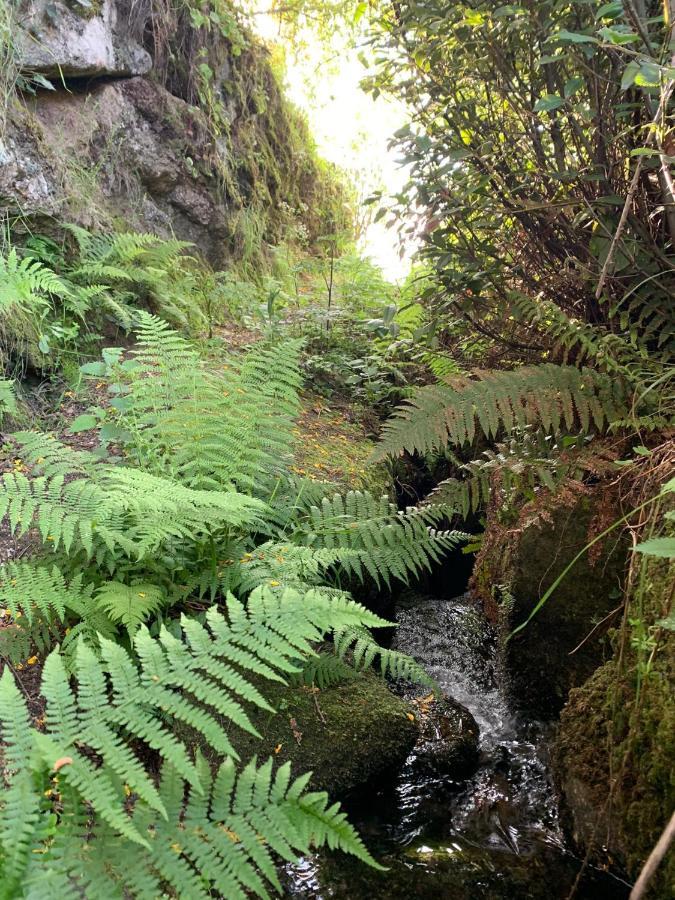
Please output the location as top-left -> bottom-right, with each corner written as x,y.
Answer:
472,489 -> 628,717
195,671 -> 419,797
553,555 -> 675,896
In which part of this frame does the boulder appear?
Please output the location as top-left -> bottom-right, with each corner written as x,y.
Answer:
15,0 -> 151,78
553,554 -> 675,896
471,487 -> 628,717
224,671 -> 420,797
407,694 -> 479,779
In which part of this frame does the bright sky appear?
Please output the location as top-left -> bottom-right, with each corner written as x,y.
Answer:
249,11 -> 413,281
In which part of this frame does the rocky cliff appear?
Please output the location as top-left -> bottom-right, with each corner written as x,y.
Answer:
1,0 -> 347,269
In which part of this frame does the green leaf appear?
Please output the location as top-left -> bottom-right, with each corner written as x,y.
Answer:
80,361 -> 106,376
534,94 -> 563,113
550,30 -> 598,44
661,477 -> 675,494
564,77 -> 583,98
635,63 -> 660,88
31,73 -> 56,91
621,61 -> 640,91
598,26 -> 640,45
634,537 -> 675,558
99,424 -> 133,443
353,1 -> 366,25
69,414 -> 99,433
596,1 -> 623,18
656,611 -> 675,632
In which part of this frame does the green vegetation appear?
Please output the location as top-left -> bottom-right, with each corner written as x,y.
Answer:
0,305 -> 466,894
1,0 -> 674,895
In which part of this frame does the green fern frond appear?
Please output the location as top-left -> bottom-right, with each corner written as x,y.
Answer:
0,248 -> 70,311
0,379 -> 17,422
84,320 -> 304,493
0,560 -> 89,625
297,490 -> 465,586
95,581 -> 167,632
295,651 -> 359,689
374,364 -> 629,460
233,542 -> 362,594
334,626 -> 433,686
0,587 -> 389,845
0,463 -> 265,563
0,586 -> 389,893
12,430 -> 95,477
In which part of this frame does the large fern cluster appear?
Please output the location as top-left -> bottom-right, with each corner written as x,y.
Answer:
375,364 -> 627,461
372,359 -> 647,521
0,587 -> 384,897
83,313 -> 302,492
0,316 -> 462,893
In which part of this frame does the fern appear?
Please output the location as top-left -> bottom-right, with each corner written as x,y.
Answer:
0,247 -> 69,311
0,560 -> 88,625
374,364 -> 629,461
0,379 -> 17,424
0,465 -> 264,563
0,586 -> 392,842
11,430 -> 95,477
95,581 -> 167,633
0,586 -> 389,895
82,315 -> 304,493
0,750 -> 378,899
295,489 -> 466,587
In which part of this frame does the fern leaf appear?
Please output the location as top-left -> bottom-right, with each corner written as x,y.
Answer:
374,364 -> 629,459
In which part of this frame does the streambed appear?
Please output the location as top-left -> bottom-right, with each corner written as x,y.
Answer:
284,593 -> 631,899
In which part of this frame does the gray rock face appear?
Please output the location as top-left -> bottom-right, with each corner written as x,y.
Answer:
1,77 -> 232,263
1,0 -> 340,269
15,0 -> 151,77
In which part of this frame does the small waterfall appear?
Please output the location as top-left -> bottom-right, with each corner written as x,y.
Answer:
285,592 -> 631,899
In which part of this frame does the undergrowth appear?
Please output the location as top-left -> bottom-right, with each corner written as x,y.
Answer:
0,314 -> 463,895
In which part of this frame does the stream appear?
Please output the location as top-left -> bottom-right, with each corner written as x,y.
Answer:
284,592 -> 631,899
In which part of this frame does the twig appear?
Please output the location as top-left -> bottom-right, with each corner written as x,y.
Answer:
312,689 -> 326,724
568,603 -> 624,656
629,809 -> 675,899
595,158 -> 644,300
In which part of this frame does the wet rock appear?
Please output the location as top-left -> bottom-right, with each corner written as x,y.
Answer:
296,841 -> 629,900
408,694 -> 479,779
471,486 -> 628,718
16,0 -> 151,78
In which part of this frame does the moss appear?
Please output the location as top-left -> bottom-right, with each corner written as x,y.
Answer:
554,554 -> 675,896
471,487 -> 628,716
193,671 -> 419,797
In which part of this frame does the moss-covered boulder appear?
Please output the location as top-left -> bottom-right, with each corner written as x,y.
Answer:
471,487 -> 628,717
553,554 -> 675,896
223,672 -> 419,797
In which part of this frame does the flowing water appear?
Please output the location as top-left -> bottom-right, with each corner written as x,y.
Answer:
285,592 -> 631,899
